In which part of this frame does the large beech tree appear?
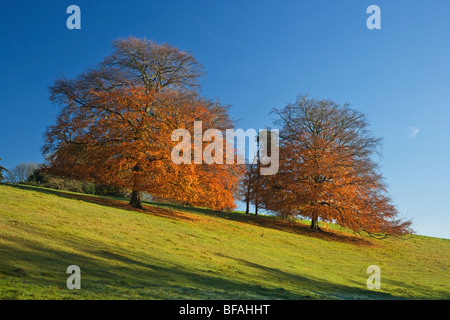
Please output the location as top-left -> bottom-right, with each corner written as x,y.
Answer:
44,37 -> 241,210
259,95 -> 412,237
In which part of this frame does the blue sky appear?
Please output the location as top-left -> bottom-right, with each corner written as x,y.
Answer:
0,0 -> 449,238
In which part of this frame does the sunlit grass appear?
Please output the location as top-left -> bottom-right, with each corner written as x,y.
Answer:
0,184 -> 448,299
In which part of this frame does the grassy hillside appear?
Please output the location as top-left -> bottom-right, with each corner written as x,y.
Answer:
0,184 -> 448,300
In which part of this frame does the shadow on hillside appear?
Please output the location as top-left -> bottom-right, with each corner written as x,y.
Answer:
3,183 -> 196,223
214,253 -> 405,300
149,201 -> 373,246
4,183 -> 371,246
0,233 -> 401,300
0,233 -> 302,299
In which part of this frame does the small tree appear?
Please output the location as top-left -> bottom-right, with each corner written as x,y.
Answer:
239,130 -> 276,216
240,143 -> 261,216
240,163 -> 256,215
0,158 -> 6,182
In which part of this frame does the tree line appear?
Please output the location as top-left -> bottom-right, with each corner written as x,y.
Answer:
1,37 -> 412,237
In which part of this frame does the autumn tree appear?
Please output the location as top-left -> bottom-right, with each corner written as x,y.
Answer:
259,95 -> 412,237
44,37 -> 241,210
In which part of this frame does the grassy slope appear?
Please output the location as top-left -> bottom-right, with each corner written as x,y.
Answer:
0,184 -> 448,300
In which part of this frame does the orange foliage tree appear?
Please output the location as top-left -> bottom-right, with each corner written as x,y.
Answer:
43,37 -> 241,210
257,95 -> 412,238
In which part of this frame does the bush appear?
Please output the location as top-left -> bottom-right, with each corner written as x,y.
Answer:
26,169 -> 126,197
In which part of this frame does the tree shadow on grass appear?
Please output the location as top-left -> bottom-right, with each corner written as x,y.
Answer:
214,254 -> 408,300
347,278 -> 450,300
0,233 -> 317,299
0,232 -> 402,300
3,183 -> 372,246
149,201 -> 373,246
3,183 -> 196,223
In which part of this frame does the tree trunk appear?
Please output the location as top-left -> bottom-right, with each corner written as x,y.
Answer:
310,214 -> 320,231
245,164 -> 253,215
254,134 -> 260,217
129,190 -> 143,209
129,163 -> 143,209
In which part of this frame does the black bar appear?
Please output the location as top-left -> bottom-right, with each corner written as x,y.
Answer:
0,300 -> 444,319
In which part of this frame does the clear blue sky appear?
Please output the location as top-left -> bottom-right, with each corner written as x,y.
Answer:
1,0 -> 449,238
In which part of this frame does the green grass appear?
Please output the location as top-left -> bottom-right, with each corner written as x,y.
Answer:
0,183 -> 449,300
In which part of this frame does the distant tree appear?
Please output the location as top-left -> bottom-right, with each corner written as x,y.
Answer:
240,163 -> 256,215
259,95 -> 412,238
0,158 -> 6,182
5,162 -> 41,184
239,137 -> 261,216
239,130 -> 276,216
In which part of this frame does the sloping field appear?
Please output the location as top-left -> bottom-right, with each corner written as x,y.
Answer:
0,184 -> 448,299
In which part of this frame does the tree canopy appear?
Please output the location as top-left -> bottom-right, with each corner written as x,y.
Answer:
44,37 -> 241,210
254,95 -> 412,237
